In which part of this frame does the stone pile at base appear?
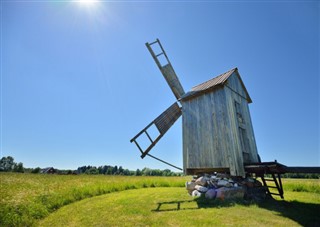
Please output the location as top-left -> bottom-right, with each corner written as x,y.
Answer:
186,173 -> 267,202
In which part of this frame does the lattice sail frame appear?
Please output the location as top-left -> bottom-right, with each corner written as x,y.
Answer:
130,102 -> 181,159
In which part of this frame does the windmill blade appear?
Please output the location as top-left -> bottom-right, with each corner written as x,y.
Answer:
146,39 -> 185,100
130,102 -> 182,158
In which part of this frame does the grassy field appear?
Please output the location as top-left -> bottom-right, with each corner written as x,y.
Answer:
39,188 -> 320,227
1,173 -> 319,226
0,173 -> 186,226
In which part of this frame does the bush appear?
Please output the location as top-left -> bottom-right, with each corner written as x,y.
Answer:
31,167 -> 41,174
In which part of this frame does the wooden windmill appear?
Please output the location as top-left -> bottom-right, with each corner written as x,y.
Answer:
131,39 -> 259,177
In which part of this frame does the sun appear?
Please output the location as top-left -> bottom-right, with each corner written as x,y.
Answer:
77,0 -> 99,6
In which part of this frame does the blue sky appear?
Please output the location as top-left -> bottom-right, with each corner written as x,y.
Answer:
1,1 -> 319,171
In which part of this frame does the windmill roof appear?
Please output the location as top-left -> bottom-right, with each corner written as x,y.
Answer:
181,67 -> 252,102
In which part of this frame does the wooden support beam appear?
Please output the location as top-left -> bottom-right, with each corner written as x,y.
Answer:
186,167 -> 230,175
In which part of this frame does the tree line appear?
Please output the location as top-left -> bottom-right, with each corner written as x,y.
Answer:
77,165 -> 182,176
0,156 -> 182,176
1,156 -> 319,178
0,156 -> 24,172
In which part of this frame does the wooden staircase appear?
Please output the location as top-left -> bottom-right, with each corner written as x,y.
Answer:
258,173 -> 284,199
245,161 -> 286,199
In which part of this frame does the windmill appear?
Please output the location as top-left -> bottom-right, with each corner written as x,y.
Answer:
130,39 -> 320,200
130,39 -> 260,177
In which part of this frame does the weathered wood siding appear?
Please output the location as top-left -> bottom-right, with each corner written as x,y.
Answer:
182,71 -> 258,177
182,87 -> 234,174
225,72 -> 259,164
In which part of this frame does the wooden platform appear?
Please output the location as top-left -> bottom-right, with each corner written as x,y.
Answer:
186,161 -> 320,176
245,162 -> 320,174
244,161 -> 287,174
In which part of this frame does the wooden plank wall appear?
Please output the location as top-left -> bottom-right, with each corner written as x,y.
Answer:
225,73 -> 259,163
182,87 -> 234,173
182,72 -> 259,177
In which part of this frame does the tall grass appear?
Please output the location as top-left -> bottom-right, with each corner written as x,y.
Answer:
0,173 -> 187,226
282,179 -> 320,193
1,173 -> 319,226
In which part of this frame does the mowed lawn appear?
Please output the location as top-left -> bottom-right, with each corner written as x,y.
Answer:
39,187 -> 319,227
1,173 -> 320,226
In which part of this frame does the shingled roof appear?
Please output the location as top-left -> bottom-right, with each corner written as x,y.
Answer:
181,67 -> 252,102
191,68 -> 236,92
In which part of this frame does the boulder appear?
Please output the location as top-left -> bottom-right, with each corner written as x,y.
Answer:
186,181 -> 196,191
191,190 -> 202,197
195,176 -> 209,186
186,181 -> 196,195
216,187 -> 245,201
187,174 -> 266,202
195,185 -> 208,193
217,179 -> 233,187
205,189 -> 217,199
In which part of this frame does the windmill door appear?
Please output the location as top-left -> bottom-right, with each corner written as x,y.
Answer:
235,101 -> 250,163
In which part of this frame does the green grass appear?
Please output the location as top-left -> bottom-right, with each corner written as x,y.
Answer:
38,187 -> 320,227
282,178 -> 320,193
0,173 -> 186,226
1,173 -> 319,226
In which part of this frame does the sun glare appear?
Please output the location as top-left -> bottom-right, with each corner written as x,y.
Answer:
77,0 -> 99,6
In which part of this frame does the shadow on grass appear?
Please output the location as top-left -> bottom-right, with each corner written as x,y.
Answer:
258,198 -> 320,227
152,197 -> 320,226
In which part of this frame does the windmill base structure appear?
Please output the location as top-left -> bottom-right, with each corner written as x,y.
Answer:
130,39 -> 320,199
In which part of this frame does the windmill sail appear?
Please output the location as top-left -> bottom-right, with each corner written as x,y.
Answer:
130,102 -> 182,158
146,39 -> 185,100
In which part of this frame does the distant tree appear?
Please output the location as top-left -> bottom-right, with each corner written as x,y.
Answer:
135,169 -> 141,176
129,170 -> 135,175
150,169 -> 161,176
31,167 -> 41,173
13,162 -> 24,173
162,169 -> 171,176
0,156 -> 15,171
112,166 -> 118,175
75,164 -> 182,177
106,166 -> 113,175
118,166 -> 124,175
123,169 -> 130,176
0,156 -> 25,172
97,165 -> 108,174
283,173 -> 320,179
85,167 -> 99,175
142,167 -> 152,176
77,166 -> 86,174
101,165 -> 108,175
78,166 -> 94,174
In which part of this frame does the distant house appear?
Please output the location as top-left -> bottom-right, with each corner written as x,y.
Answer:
41,167 -> 56,174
